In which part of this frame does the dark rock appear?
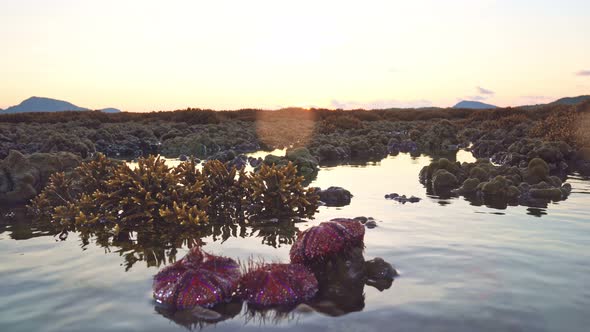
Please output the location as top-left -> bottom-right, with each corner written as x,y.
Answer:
353,216 -> 368,224
318,186 -> 353,207
364,220 -> 377,229
385,193 -> 421,204
248,157 -> 262,168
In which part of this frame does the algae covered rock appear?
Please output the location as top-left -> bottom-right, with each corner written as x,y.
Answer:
0,150 -> 81,204
419,158 -> 462,185
432,169 -> 459,191
523,158 -> 550,184
480,176 -> 520,200
529,187 -> 563,201
286,147 -> 319,180
453,178 -> 480,195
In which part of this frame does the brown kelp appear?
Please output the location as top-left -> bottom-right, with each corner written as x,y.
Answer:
30,153 -> 319,231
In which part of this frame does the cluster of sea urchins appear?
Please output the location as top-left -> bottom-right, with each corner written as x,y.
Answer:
153,219 -> 366,310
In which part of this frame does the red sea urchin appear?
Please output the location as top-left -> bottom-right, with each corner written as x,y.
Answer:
153,247 -> 241,310
238,263 -> 318,307
289,220 -> 365,264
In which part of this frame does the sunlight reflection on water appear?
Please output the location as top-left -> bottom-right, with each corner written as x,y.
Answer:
1,151 -> 589,332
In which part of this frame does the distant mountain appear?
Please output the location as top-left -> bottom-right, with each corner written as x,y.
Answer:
550,95 -> 590,105
99,108 -> 121,113
0,97 -> 123,114
453,100 -> 498,109
1,97 -> 89,114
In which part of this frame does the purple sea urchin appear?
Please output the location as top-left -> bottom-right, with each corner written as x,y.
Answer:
289,220 -> 365,265
153,247 -> 241,310
238,263 -> 318,307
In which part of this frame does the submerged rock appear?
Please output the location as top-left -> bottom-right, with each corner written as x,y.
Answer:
317,186 -> 353,206
384,193 -> 421,204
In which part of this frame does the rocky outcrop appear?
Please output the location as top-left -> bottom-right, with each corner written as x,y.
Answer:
0,150 -> 81,204
420,157 -> 572,207
317,187 -> 353,206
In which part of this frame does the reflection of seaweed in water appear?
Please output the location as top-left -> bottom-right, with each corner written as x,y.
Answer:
155,247 -> 398,330
0,208 -> 54,240
52,220 -> 300,271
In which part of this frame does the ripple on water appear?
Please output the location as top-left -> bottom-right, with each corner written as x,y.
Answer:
1,152 -> 590,332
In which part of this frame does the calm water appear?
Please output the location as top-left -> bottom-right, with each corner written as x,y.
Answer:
1,151 -> 589,332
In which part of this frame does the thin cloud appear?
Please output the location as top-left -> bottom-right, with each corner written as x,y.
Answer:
477,86 -> 495,95
465,95 -> 487,102
576,70 -> 590,76
331,99 -> 433,110
518,95 -> 554,105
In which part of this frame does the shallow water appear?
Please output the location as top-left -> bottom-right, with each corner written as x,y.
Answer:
1,152 -> 589,332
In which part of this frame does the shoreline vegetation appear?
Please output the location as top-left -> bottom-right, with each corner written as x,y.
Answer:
1,100 -> 590,213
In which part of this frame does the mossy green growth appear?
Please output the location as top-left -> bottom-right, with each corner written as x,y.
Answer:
454,177 -> 480,194
419,158 -> 461,185
481,176 -> 520,200
525,158 -> 549,184
285,147 -> 319,180
432,169 -> 459,191
469,166 -> 490,182
530,188 -> 563,201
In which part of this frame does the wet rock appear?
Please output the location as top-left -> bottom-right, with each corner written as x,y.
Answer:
432,169 -> 459,191
387,140 -> 418,154
208,150 -> 236,163
286,147 -> 319,177
523,158 -> 550,184
364,220 -> 377,229
365,257 -> 398,280
317,144 -> 350,163
452,178 -> 481,195
227,154 -> 248,169
353,216 -> 368,224
179,154 -> 188,161
479,176 -> 520,200
318,186 -> 353,207
385,193 -> 421,203
248,157 -> 262,168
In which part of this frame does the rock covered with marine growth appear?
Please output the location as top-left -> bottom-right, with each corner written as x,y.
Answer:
420,157 -> 572,207
0,150 -> 81,204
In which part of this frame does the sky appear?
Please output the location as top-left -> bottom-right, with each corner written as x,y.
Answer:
1,0 -> 589,112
